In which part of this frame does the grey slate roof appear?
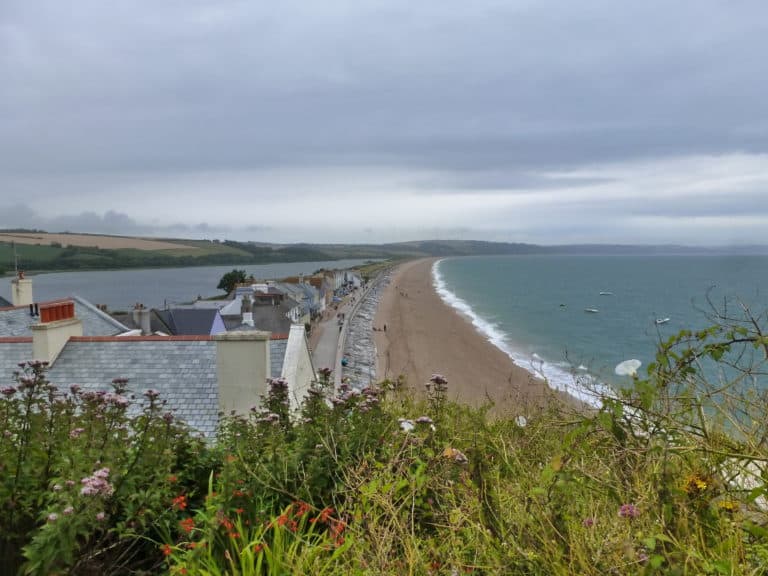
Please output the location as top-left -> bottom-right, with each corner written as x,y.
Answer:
0,337 -> 289,436
270,339 -> 288,378
0,296 -> 128,338
0,342 -> 32,389
52,340 -> 219,435
157,309 -> 219,336
0,296 -> 12,307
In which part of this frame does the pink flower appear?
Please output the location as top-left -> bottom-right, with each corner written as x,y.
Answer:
69,428 -> 85,439
47,513 -> 58,522
63,506 -> 74,516
96,512 -> 106,522
618,503 -> 639,519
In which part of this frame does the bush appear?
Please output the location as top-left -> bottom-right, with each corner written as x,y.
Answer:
5,306 -> 768,574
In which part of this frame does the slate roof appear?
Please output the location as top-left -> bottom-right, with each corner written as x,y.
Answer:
0,296 -> 12,307
0,296 -> 128,338
156,309 -> 221,336
0,336 -> 289,436
222,301 -> 294,334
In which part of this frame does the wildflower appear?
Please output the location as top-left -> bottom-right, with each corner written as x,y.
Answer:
515,415 -> 528,428
253,543 -> 264,553
429,374 -> 448,386
80,470 -> 114,497
582,517 -> 595,528
618,503 -> 639,519
172,495 -> 187,511
294,501 -> 311,518
415,416 -> 434,425
718,500 -> 740,513
179,517 -> 195,534
63,506 -> 74,516
1,386 -> 16,396
69,428 -> 85,439
65,480 -> 75,487
167,475 -> 178,483
162,544 -> 173,557
235,508 -> 244,515
47,513 -> 58,523
52,484 -> 63,492
69,384 -> 81,395
311,506 -> 334,524
96,511 -> 106,521
443,447 -> 469,465
683,474 -> 709,496
399,419 -> 415,433
144,389 -> 160,401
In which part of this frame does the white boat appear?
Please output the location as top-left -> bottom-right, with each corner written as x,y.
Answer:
584,308 -> 599,313
655,317 -> 670,325
599,291 -> 613,296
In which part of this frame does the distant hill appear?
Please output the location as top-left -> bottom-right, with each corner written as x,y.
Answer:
2,232 -> 766,274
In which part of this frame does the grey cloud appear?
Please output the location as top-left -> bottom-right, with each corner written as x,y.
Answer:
0,204 -> 233,239
1,0 -> 768,244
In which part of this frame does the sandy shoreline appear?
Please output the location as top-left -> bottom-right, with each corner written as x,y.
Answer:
373,258 -> 576,415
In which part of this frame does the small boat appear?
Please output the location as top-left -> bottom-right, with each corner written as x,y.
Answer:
584,308 -> 599,313
655,317 -> 670,325
599,291 -> 613,296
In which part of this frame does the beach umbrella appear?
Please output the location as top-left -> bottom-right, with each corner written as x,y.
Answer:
615,359 -> 642,377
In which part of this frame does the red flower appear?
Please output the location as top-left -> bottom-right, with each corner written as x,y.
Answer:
167,475 -> 178,483
312,506 -> 334,524
253,543 -> 263,553
172,495 -> 187,511
293,501 -> 311,518
162,544 -> 173,557
179,517 -> 195,534
235,507 -> 244,515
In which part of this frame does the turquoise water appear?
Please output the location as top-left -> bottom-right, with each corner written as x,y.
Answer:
434,255 -> 768,402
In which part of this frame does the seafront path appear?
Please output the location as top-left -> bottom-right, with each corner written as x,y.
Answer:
308,272 -> 384,388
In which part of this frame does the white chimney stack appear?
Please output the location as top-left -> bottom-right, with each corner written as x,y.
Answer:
214,330 -> 271,415
11,271 -> 33,307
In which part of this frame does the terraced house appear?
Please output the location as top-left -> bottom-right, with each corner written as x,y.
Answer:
0,274 -> 315,437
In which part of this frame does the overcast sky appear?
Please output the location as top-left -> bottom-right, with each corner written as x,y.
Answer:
2,0 -> 767,245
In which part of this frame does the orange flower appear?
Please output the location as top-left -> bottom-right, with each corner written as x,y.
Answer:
229,532 -> 240,539
293,500 -> 311,518
253,543 -> 264,553
167,475 -> 178,483
179,517 -> 195,534
162,544 -> 173,557
233,489 -> 245,497
235,507 -> 244,515
312,506 -> 334,524
172,495 -> 187,511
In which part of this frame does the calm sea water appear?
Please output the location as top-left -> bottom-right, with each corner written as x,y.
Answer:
13,260 -> 373,311
434,255 -> 768,402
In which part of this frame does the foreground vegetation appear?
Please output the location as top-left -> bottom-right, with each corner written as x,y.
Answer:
2,310 -> 768,574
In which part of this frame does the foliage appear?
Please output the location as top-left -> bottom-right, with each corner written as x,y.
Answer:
216,269 -> 248,295
0,362 -> 204,575
5,307 -> 768,573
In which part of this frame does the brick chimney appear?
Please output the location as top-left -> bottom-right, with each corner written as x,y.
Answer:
31,300 -> 83,364
213,330 -> 270,415
11,271 -> 33,307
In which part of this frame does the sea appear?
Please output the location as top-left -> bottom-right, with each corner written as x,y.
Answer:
18,259 -> 373,311
433,255 -> 768,404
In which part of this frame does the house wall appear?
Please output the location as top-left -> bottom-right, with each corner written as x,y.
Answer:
281,324 -> 315,411
31,318 -> 83,364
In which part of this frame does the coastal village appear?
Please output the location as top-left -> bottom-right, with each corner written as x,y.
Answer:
0,267 -> 374,437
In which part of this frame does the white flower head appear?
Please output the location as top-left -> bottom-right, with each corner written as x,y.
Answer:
398,418 -> 415,433
515,415 -> 527,428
